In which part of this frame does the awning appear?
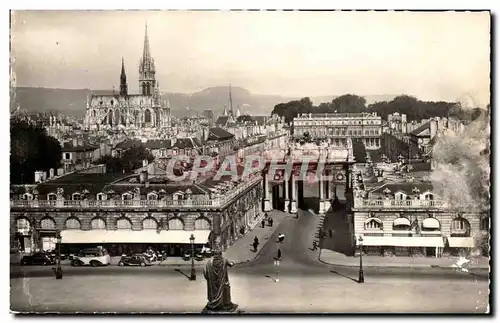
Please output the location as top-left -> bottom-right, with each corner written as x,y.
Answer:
360,236 -> 444,248
365,217 -> 382,224
393,218 -> 411,227
61,230 -> 211,244
422,218 -> 440,229
447,237 -> 475,248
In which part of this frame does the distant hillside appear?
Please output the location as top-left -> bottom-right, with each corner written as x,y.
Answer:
10,86 -> 398,118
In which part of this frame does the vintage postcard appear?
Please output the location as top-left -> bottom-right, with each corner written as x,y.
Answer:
9,10 -> 490,314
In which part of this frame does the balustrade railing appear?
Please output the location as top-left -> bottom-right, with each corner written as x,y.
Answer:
11,175 -> 262,209
355,198 -> 446,209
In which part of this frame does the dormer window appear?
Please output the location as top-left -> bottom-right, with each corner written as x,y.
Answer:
72,193 -> 82,201
122,192 -> 133,200
394,192 -> 407,200
147,192 -> 158,200
22,193 -> 34,201
423,192 -> 434,200
97,193 -> 107,201
47,193 -> 57,201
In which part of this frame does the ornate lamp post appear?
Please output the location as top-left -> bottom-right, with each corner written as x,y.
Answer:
55,230 -> 63,280
189,233 -> 196,281
358,235 -> 364,283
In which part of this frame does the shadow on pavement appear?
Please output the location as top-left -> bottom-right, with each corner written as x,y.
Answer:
174,268 -> 191,280
330,270 -> 358,283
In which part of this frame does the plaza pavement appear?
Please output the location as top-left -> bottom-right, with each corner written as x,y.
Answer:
319,249 -> 491,269
10,270 -> 489,313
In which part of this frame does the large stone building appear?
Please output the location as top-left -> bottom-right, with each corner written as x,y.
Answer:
10,164 -> 263,256
83,25 -> 171,131
292,112 -> 383,150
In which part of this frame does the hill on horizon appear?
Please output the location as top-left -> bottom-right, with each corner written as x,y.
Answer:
10,86 -> 399,118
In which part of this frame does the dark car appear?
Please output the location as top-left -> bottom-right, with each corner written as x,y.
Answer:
20,253 -> 55,266
118,254 -> 152,267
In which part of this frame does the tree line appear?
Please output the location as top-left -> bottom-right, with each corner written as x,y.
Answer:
271,94 -> 485,124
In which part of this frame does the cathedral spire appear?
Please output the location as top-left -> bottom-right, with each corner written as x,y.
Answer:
120,57 -> 128,96
143,23 -> 151,62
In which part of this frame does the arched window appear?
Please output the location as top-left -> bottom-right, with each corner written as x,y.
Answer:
22,193 -> 33,201
194,217 -> 211,230
451,218 -> 471,237
422,217 -> 440,232
168,218 -> 184,230
91,217 -> 106,230
108,109 -> 113,126
40,217 -> 56,230
117,218 -> 132,230
122,192 -> 133,200
16,218 -> 30,234
481,217 -> 489,231
364,218 -> 382,230
393,217 -> 411,231
142,217 -> 158,230
114,109 -> 121,126
147,192 -> 158,200
92,110 -> 96,117
145,109 -> 152,123
72,193 -> 82,201
96,193 -> 107,201
47,193 -> 57,201
423,192 -> 434,200
394,192 -> 407,200
65,217 -> 81,230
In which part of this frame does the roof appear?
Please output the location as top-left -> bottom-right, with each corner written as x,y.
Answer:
203,109 -> 214,119
370,182 -> 434,195
215,116 -> 231,127
174,137 -> 203,149
208,127 -> 235,141
143,139 -> 170,150
410,122 -> 430,137
62,141 -> 99,152
115,139 -> 143,150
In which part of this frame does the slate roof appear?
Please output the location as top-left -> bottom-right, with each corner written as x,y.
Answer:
115,139 -> 143,150
370,182 -> 434,195
215,116 -> 231,127
62,141 -> 99,152
410,122 -> 430,137
208,127 -> 235,141
352,141 -> 367,163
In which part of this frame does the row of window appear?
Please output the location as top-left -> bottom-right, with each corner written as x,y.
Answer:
16,217 -> 211,231
294,120 -> 381,126
364,217 -> 473,232
20,191 -> 190,201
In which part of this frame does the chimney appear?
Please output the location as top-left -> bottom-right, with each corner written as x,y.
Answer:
142,159 -> 148,167
430,118 -> 438,139
139,170 -> 148,184
34,171 -> 43,183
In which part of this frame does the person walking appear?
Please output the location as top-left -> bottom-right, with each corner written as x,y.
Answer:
253,237 -> 259,252
261,219 -> 266,228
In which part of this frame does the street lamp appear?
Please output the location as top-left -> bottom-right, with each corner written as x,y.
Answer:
189,234 -> 196,281
55,230 -> 63,280
358,236 -> 364,283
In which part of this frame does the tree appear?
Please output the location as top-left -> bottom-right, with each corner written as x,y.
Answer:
10,117 -> 62,184
236,115 -> 253,123
120,145 -> 154,173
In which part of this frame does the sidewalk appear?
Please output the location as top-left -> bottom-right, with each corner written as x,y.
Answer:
319,249 -> 490,269
223,210 -> 288,264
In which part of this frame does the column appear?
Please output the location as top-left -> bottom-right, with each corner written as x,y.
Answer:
318,175 -> 326,214
263,172 -> 272,212
324,176 -> 331,212
290,173 -> 297,214
283,175 -> 290,212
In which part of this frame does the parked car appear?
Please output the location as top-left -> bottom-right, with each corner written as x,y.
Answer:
71,248 -> 111,267
118,254 -> 152,267
20,253 -> 55,266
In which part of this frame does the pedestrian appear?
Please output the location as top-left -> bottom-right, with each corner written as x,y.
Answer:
261,219 -> 266,228
312,240 -> 317,250
268,217 -> 273,227
277,248 -> 282,260
278,233 -> 285,243
253,237 -> 259,252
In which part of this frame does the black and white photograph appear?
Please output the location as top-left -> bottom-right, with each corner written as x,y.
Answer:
8,8 -> 491,314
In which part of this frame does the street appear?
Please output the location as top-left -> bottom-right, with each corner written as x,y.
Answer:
10,190 -> 490,313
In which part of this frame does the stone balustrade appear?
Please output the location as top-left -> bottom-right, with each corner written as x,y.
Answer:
354,198 -> 446,210
10,175 -> 262,210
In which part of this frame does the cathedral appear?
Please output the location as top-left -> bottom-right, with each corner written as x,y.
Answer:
83,25 -> 171,130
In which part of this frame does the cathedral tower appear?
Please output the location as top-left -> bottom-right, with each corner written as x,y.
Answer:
120,57 -> 128,96
139,23 -> 156,96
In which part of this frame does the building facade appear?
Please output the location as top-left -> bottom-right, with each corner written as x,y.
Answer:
292,113 -> 383,150
83,25 -> 171,131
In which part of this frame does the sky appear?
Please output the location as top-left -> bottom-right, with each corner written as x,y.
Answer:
10,10 -> 491,106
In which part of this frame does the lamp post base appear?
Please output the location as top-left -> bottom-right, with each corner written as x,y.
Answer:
54,266 -> 63,280
358,269 -> 364,283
